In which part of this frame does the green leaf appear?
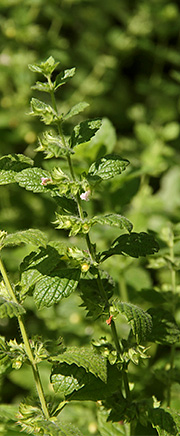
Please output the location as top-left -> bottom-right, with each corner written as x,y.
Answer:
0,404 -> 18,422
92,214 -> 133,233
70,119 -> 102,148
54,213 -> 132,237
79,271 -> 114,319
0,154 -> 33,185
50,346 -> 107,383
149,407 -> 180,436
31,81 -> 51,93
36,131 -> 71,159
97,406 -> 129,436
38,420 -> 84,436
88,154 -> 129,182
55,67 -> 76,90
30,98 -> 58,125
147,308 -> 180,345
34,267 -> 80,309
15,167 -> 53,193
0,297 -> 25,319
2,229 -> 47,249
28,56 -> 59,76
18,401 -> 83,435
64,102 -> 89,120
101,232 -> 159,261
113,300 -> 153,342
51,361 -> 122,401
20,243 -> 80,307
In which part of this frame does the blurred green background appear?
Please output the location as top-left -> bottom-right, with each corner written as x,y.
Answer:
0,1 -> 180,435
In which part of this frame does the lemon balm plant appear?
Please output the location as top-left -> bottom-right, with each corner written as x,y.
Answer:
0,56 -> 180,436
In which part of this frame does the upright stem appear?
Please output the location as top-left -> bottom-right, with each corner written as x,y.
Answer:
167,229 -> 176,407
51,83 -> 131,402
0,257 -> 49,419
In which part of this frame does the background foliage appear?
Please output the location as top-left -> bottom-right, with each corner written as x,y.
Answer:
0,0 -> 180,435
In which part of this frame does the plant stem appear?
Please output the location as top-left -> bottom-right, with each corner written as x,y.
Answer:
0,257 -> 49,419
166,228 -> 176,407
51,83 -> 131,402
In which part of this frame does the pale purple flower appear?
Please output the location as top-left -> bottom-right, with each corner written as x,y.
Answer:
41,177 -> 52,186
80,189 -> 91,201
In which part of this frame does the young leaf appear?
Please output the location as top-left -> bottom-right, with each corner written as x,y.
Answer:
87,154 -> 129,182
101,232 -> 159,261
28,56 -> 59,76
91,214 -> 133,233
55,67 -> 76,90
0,297 -> 26,319
36,130 -> 71,159
38,420 -> 84,436
31,81 -> 51,93
64,102 -> 89,120
0,154 -> 33,185
30,98 -> 58,125
2,229 -> 47,249
50,346 -> 107,383
147,308 -> 180,345
113,299 -> 153,342
70,119 -> 102,148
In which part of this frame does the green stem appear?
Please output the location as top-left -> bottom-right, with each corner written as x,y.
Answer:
50,82 -> 131,402
167,343 -> 175,407
0,257 -> 49,419
166,229 -> 176,407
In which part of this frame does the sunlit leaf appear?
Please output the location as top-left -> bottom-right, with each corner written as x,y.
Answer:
0,154 -> 33,185
113,299 -> 153,342
88,154 -> 129,181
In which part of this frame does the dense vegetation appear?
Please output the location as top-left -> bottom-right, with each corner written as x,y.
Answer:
0,1 -> 180,435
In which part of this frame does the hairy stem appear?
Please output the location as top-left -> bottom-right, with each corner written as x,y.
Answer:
51,82 -> 131,401
0,257 -> 49,419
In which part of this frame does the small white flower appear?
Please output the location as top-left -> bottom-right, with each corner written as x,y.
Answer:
80,190 -> 91,201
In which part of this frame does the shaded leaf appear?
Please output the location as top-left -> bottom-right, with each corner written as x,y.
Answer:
0,154 -> 33,185
88,154 -> 129,182
51,361 -> 122,401
20,243 -> 80,307
50,346 -> 107,383
70,119 -> 102,148
101,232 -> 159,261
147,308 -> 180,345
0,297 -> 25,319
149,407 -> 180,436
79,271 -> 115,319
113,299 -> 153,342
